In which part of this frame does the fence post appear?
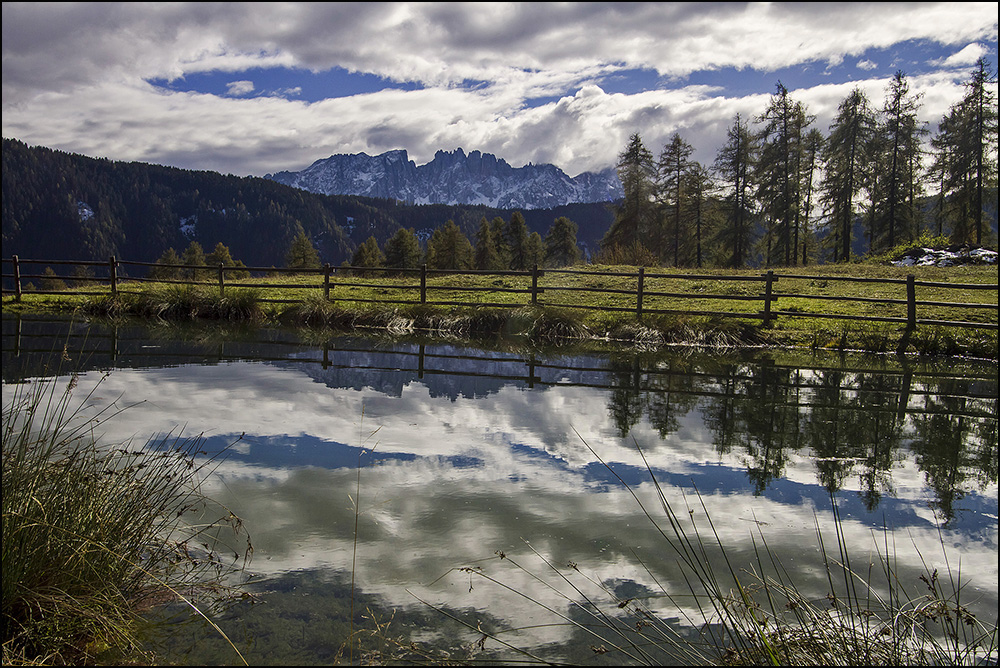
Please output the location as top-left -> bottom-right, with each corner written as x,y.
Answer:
13,255 -> 21,302
218,263 -> 225,297
324,263 -> 332,300
906,274 -> 916,329
109,256 -> 118,296
531,264 -> 539,304
636,266 -> 645,321
762,270 -> 774,327
420,264 -> 427,304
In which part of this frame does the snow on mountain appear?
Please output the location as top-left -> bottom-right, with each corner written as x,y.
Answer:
265,148 -> 623,210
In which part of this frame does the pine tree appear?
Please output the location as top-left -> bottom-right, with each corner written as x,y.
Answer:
181,240 -> 208,279
657,133 -> 695,266
601,133 -> 657,256
713,113 -> 758,268
473,217 -> 503,270
879,71 -> 926,249
799,129 -> 824,265
150,247 -> 182,280
543,216 -> 581,267
524,231 -> 545,270
426,220 -> 474,270
383,227 -> 423,272
506,211 -> 530,270
350,235 -> 385,275
756,83 -> 813,266
683,162 -> 714,268
285,225 -> 321,269
820,86 -> 877,262
490,216 -> 511,269
206,242 -> 236,268
936,57 -> 999,245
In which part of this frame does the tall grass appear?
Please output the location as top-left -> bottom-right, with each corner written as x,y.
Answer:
439,433 -> 998,666
1,366 -> 252,664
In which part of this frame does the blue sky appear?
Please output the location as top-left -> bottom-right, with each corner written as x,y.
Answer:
2,2 -> 996,178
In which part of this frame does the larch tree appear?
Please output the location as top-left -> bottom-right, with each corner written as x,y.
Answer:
284,225 -> 321,269
350,235 -> 385,275
601,133 -> 657,255
426,219 -> 474,270
383,227 -> 423,272
473,216 -> 504,270
756,83 -> 812,266
506,211 -> 531,270
938,57 -> 1000,245
820,86 -> 877,262
657,133 -> 696,266
543,216 -> 581,267
713,113 -> 758,268
879,71 -> 926,249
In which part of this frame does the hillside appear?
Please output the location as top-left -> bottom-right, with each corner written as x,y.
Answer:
1,139 -> 615,267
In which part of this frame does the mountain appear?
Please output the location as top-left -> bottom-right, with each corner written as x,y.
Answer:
1,139 -> 616,268
266,148 -> 623,210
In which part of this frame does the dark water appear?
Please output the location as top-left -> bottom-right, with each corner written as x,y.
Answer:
3,314 -> 997,665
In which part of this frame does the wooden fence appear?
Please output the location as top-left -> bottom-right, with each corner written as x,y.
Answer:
2,255 -> 997,331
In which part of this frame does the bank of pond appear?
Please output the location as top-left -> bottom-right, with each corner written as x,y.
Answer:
2,314 -> 997,665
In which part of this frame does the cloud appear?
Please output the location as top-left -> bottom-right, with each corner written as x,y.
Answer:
937,42 -> 991,67
857,59 -> 878,71
2,2 -> 997,177
225,80 -> 255,96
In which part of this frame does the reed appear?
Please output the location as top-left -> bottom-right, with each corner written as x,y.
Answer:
1,365 -> 252,664
436,432 -> 998,666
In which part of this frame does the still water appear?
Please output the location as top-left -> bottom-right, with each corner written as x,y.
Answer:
3,314 -> 997,665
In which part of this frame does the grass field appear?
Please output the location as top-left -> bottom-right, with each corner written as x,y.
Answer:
3,263 -> 997,357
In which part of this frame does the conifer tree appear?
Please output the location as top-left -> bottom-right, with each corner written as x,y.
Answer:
350,235 -> 385,275
934,57 -> 998,245
602,133 -> 657,256
383,227 -> 423,272
490,216 -> 511,269
206,241 -> 235,268
524,231 -> 545,270
285,225 -> 321,269
473,216 -> 504,270
755,82 -> 813,266
657,133 -> 695,266
181,240 -> 208,279
426,220 -> 474,270
713,113 -> 757,268
506,211 -> 530,270
878,71 -> 926,249
543,216 -> 581,267
820,86 -> 876,262
150,247 -> 182,280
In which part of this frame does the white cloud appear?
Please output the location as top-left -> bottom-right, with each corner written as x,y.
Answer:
225,79 -> 255,96
857,59 -> 878,71
2,2 -> 997,177
938,42 -> 991,67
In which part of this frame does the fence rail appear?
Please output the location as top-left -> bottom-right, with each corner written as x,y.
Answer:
2,255 -> 997,331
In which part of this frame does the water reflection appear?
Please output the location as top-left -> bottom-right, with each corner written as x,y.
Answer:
3,314 -> 997,664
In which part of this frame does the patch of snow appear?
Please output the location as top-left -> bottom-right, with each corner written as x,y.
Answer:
890,245 -> 998,267
179,215 -> 197,238
77,201 -> 94,222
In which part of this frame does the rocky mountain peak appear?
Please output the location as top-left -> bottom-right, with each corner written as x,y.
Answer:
265,148 -> 622,209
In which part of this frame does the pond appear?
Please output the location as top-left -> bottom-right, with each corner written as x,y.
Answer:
2,314 -> 997,665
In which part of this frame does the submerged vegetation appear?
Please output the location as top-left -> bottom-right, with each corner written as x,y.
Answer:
1,366 -> 251,665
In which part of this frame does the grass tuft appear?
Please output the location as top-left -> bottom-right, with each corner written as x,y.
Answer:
2,366 -> 252,665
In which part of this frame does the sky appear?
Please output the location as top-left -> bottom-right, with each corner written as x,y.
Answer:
2,2 -> 997,179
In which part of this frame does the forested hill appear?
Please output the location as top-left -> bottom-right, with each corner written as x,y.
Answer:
1,139 -> 615,267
